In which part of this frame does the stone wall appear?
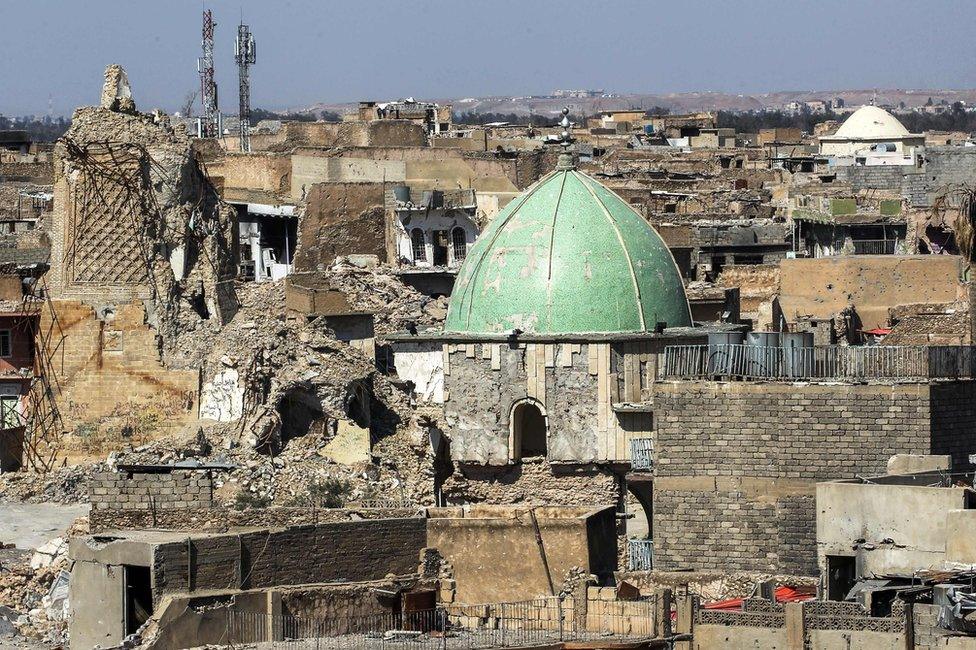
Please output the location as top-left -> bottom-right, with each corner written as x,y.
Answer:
151,517 -> 427,598
89,470 -> 213,511
89,506 -> 419,533
443,341 -> 660,467
653,380 -> 976,575
442,459 -> 620,508
930,381 -> 976,468
294,182 -> 387,272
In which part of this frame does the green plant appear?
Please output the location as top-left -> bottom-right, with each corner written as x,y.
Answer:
233,490 -> 272,510
306,477 -> 352,509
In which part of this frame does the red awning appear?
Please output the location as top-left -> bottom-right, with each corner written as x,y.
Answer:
862,328 -> 891,336
703,586 -> 815,611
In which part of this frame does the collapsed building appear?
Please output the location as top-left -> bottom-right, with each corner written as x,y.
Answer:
31,65 -> 237,468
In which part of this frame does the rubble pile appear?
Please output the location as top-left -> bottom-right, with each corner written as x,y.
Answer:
0,465 -> 95,505
114,274 -> 441,506
0,519 -> 86,646
320,260 -> 448,337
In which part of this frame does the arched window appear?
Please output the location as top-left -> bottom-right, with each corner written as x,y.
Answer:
451,227 -> 467,264
510,400 -> 547,461
410,228 -> 427,263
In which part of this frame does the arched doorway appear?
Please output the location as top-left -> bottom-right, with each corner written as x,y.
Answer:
510,399 -> 547,461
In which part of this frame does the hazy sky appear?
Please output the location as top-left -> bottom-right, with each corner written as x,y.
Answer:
3,0 -> 976,116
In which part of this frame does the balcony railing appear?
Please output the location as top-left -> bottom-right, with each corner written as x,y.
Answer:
628,539 -> 654,571
630,438 -> 654,471
852,239 -> 899,255
663,344 -> 976,382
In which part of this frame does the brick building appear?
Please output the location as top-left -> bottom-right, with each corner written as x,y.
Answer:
649,370 -> 976,576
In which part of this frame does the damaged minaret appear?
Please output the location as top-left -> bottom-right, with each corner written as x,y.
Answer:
41,65 -> 239,439
49,64 -> 237,343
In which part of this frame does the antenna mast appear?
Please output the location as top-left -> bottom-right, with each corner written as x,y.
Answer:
235,21 -> 256,152
198,9 -> 220,137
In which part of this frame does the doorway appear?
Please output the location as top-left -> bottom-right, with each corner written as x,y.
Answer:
123,565 -> 153,635
510,400 -> 547,460
432,230 -> 449,266
826,555 -> 856,601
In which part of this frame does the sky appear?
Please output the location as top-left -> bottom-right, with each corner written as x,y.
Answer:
2,0 -> 976,117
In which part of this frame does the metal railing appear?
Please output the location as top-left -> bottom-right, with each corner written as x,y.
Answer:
223,595 -> 657,649
628,539 -> 654,571
630,438 -> 654,471
851,239 -> 899,255
663,344 -> 976,382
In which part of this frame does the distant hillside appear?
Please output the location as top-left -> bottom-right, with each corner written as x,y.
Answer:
295,88 -> 976,118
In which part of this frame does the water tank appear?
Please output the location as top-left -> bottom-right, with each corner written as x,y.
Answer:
745,332 -> 781,378
644,124 -> 655,135
707,332 -> 745,375
781,332 -> 815,378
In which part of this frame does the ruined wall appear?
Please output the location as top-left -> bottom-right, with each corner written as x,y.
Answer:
89,470 -> 213,511
716,264 -> 781,319
204,152 -> 291,202
778,256 -> 964,330
290,147 -> 522,203
293,182 -> 387,272
653,380 -> 976,575
909,147 -> 976,208
88,506 -> 418,533
442,460 -> 620,508
427,506 -> 617,604
41,300 -> 199,440
0,161 -> 53,183
152,518 -> 426,597
834,164 -> 909,194
221,121 -> 372,152
442,342 -> 656,466
366,121 -> 427,147
280,581 -> 404,621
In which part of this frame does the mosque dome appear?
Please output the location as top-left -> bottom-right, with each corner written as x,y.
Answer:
833,105 -> 910,140
444,164 -> 692,335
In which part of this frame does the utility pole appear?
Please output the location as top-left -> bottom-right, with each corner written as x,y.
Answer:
235,21 -> 256,152
198,9 -> 220,137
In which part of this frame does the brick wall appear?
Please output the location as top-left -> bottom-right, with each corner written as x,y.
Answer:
89,470 -> 213,511
652,381 -> 976,575
913,147 -> 976,208
88,506 -> 418,533
930,381 -> 976,468
833,165 -> 909,193
42,300 -> 199,431
151,517 -> 426,598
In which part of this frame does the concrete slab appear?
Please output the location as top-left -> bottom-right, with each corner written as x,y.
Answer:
0,502 -> 89,550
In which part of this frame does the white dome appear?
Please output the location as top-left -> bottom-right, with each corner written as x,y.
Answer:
833,105 -> 910,139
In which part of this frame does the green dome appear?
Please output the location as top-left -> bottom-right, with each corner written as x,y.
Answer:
445,167 -> 692,335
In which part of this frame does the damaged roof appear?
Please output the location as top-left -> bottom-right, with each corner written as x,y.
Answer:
444,167 -> 691,335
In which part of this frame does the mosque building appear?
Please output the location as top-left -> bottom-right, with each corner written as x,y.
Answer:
819,104 -> 924,165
